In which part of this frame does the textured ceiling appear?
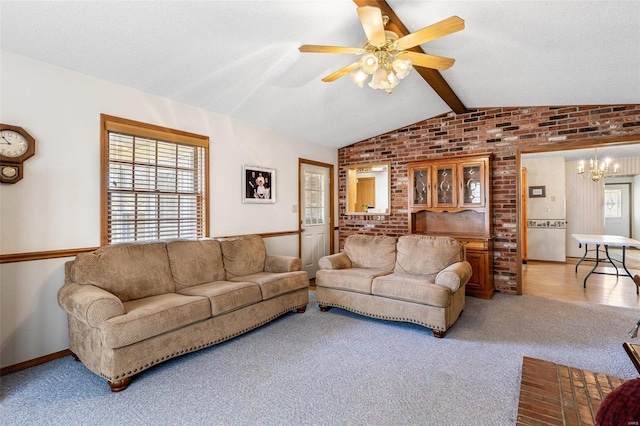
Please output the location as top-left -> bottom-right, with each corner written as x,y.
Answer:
1,1 -> 639,148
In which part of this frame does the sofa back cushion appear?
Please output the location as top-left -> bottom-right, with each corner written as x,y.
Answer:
70,242 -> 175,302
344,235 -> 397,271
166,239 -> 226,290
395,235 -> 464,275
219,235 -> 266,279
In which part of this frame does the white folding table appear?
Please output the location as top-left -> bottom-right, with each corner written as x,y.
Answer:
572,234 -> 640,294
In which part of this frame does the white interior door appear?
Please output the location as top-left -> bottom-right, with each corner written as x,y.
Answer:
300,163 -> 331,279
604,183 -> 631,237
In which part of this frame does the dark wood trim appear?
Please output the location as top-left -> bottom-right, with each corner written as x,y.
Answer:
298,159 -> 336,258
255,230 -> 300,239
352,0 -> 467,114
0,247 -> 99,264
0,349 -> 73,376
0,232 -> 300,264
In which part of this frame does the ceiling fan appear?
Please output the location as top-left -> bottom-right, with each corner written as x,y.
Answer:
299,6 -> 464,93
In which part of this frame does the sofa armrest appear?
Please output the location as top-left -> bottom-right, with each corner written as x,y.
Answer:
318,253 -> 352,270
57,283 -> 125,327
265,254 -> 302,272
435,261 -> 473,291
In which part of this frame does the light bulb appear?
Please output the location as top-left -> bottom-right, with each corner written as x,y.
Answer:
351,69 -> 368,87
392,58 -> 412,79
360,54 -> 378,74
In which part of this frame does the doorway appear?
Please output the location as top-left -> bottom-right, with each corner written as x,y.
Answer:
518,141 -> 640,303
299,159 -> 334,279
356,177 -> 375,212
604,182 -> 632,237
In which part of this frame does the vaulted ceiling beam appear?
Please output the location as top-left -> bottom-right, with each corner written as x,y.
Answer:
353,0 -> 467,114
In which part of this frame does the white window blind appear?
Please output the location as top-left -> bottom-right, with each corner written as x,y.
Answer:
102,115 -> 208,245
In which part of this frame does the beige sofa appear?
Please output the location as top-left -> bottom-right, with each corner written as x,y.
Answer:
316,234 -> 472,337
57,235 -> 309,392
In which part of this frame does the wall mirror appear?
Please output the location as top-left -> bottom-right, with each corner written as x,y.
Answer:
346,162 -> 391,215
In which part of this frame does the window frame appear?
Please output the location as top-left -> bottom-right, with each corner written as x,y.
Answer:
100,114 -> 210,246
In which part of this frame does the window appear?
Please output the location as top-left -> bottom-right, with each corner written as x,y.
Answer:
101,115 -> 209,245
604,188 -> 622,218
304,171 -> 325,225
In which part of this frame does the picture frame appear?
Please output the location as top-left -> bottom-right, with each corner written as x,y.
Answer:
243,165 -> 275,204
528,185 -> 546,198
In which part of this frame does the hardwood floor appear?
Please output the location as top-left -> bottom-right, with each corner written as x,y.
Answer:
522,259 -> 640,309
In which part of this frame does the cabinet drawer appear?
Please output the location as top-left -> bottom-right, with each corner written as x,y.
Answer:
459,239 -> 488,251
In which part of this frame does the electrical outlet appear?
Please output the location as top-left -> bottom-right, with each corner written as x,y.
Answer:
544,206 -> 550,212
292,204 -> 297,213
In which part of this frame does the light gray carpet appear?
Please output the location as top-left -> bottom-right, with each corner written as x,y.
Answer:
1,291 -> 638,425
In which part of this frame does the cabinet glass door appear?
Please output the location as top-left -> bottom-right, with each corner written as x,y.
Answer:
460,162 -> 485,207
434,165 -> 456,207
412,168 -> 430,206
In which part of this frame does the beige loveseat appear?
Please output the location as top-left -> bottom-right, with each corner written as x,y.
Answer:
57,235 -> 309,392
316,234 -> 472,338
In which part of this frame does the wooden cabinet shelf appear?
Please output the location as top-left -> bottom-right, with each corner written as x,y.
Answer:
408,154 -> 494,299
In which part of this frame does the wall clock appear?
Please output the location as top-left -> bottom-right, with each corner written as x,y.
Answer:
0,124 -> 36,184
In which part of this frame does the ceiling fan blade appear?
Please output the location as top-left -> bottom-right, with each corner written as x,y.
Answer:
299,45 -> 363,55
357,6 -> 386,47
396,16 -> 465,51
398,51 -> 455,70
321,62 -> 362,82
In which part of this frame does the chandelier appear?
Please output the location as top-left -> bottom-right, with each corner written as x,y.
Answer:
350,17 -> 412,94
577,148 -> 619,182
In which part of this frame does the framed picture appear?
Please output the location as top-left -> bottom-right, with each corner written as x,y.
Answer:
243,165 -> 275,204
528,185 -> 546,198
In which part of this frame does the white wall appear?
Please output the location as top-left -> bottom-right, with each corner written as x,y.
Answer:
565,156 -> 640,257
522,157 -> 566,261
0,52 -> 337,368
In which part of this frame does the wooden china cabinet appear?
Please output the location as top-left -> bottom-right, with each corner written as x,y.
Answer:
407,154 -> 494,299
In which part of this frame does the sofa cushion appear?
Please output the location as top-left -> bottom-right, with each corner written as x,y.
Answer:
372,273 -> 452,308
344,235 -> 397,271
166,239 -> 226,290
219,235 -> 266,279
395,235 -> 464,276
70,242 -> 175,302
316,268 -> 392,294
178,281 -> 262,316
100,293 -> 211,349
230,271 -> 308,300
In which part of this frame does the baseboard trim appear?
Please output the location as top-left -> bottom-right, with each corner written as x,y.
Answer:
0,349 -> 73,376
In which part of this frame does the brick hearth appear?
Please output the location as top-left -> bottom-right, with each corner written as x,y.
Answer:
516,356 -> 626,425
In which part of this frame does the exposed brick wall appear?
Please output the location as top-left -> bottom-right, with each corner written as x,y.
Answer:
338,105 -> 640,294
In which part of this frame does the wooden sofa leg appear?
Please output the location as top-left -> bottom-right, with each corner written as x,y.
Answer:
108,377 -> 131,392
319,305 -> 331,312
296,306 -> 307,313
433,330 -> 446,338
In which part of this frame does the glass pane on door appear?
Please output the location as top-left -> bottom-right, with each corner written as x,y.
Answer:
413,168 -> 429,205
436,166 -> 455,205
462,164 -> 482,206
304,171 -> 325,225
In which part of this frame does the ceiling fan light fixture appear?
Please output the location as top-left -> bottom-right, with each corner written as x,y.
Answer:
298,6 -> 464,95
360,54 -> 379,74
392,57 -> 412,79
369,67 -> 398,93
369,67 -> 388,89
351,69 -> 368,87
